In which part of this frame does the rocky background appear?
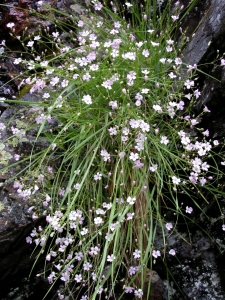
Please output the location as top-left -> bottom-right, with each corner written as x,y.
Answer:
0,0 -> 225,299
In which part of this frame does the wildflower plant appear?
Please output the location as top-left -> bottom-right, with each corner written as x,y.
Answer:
1,0 -> 225,299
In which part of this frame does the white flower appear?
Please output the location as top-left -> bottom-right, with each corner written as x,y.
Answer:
125,2 -> 133,7
141,88 -> 149,94
74,183 -> 81,190
43,93 -> 50,99
122,52 -> 136,60
159,58 -> 166,64
127,196 -> 136,205
172,176 -> 181,185
82,94 -> 92,104
166,223 -> 173,230
94,217 -> 103,225
27,41 -> 34,47
105,233 -> 113,241
74,274 -> 82,282
50,76 -> 59,86
153,104 -> 162,113
14,58 -> 22,64
152,250 -> 161,258
34,35 -> 41,40
108,127 -> 117,135
6,22 -> 15,28
100,150 -> 110,161
160,136 -> 169,145
94,172 -> 102,181
83,261 -> 92,271
139,120 -> 150,132
151,41 -> 159,47
171,15 -> 179,21
141,69 -> 149,75
142,49 -> 150,57
186,206 -> 193,214
89,246 -> 100,255
221,59 -> 225,66
184,79 -> 194,89
134,289 -> 143,298
149,164 -> 158,172
61,80 -> 69,87
80,228 -> 88,235
129,152 -> 139,161
92,272 -> 97,281
133,249 -> 141,259
107,254 -> 116,262
166,46 -> 173,52
168,72 -> 176,79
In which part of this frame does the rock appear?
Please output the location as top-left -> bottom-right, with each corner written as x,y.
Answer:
143,269 -> 164,300
182,0 -> 225,66
180,0 -> 225,138
0,216 -> 43,282
194,64 -> 225,138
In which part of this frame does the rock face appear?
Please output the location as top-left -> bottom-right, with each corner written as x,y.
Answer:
1,0 -> 225,299
180,0 -> 225,138
195,64 -> 225,138
182,0 -> 225,66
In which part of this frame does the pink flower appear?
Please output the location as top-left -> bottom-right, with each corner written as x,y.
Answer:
200,177 -> 206,186
74,274 -> 82,282
14,154 -> 20,161
83,261 -> 92,271
152,250 -> 161,258
142,49 -> 150,57
166,46 -> 173,52
128,266 -> 138,276
124,286 -> 134,293
133,160 -> 144,169
203,106 -> 211,113
94,1 -> 103,10
50,76 -> 59,86
109,100 -> 118,110
26,236 -> 32,244
169,249 -> 176,256
133,249 -> 141,259
184,79 -> 194,89
166,223 -> 173,230
194,89 -> 201,98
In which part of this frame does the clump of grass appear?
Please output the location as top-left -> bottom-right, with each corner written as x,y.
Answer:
1,0 -> 225,299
